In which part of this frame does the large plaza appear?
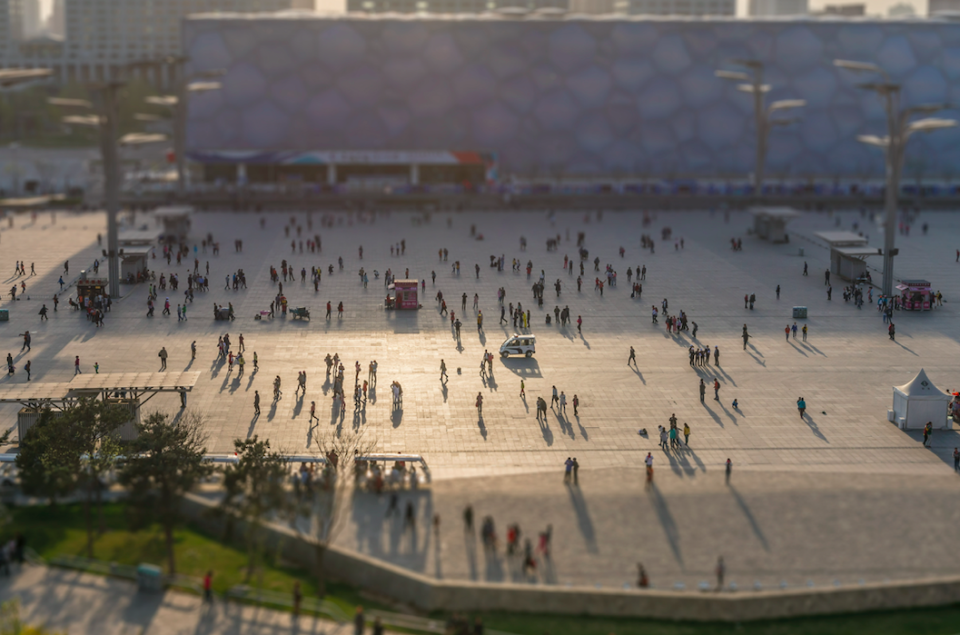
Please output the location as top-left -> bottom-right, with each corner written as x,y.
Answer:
2,206 -> 959,591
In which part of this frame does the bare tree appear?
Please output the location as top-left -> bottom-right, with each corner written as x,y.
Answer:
288,430 -> 376,597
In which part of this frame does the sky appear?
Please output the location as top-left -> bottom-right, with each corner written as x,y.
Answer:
34,0 -> 926,22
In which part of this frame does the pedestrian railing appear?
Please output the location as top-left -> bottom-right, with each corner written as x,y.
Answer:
225,585 -> 349,623
47,553 -> 138,580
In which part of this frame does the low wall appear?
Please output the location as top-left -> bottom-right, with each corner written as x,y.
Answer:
182,493 -> 960,622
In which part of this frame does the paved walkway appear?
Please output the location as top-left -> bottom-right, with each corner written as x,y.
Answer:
0,564 -> 353,635
3,207 -> 960,591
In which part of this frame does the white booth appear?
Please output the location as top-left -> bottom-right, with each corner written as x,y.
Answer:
890,369 -> 952,430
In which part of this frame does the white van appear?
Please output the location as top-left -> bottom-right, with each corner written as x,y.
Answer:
500,334 -> 536,358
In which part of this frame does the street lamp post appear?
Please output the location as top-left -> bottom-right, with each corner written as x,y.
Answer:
716,60 -> 805,200
52,89 -> 166,300
147,78 -> 222,197
834,59 -> 957,297
1,69 -> 53,198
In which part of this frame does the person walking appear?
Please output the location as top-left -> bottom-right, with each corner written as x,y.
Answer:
577,315 -> 582,333
519,379 -> 525,397
158,347 -> 168,371
354,606 -> 365,635
564,457 -> 573,483
24,360 -> 31,382
784,325 -> 790,341
292,581 -> 302,618
725,458 -> 732,484
954,447 -> 959,472
683,422 -> 690,446
644,453 -> 653,489
476,392 -> 483,416
715,557 -> 725,591
477,310 -> 483,332
572,394 -> 579,416
699,378 -> 706,403
628,346 -> 636,366
572,457 -> 579,484
797,396 -> 806,419
203,571 -> 213,603
713,378 -> 720,401
742,324 -> 749,350
74,356 -> 81,375
923,421 -> 933,447
889,323 -> 896,340
254,391 -> 261,416
802,324 -> 808,341
559,391 -> 567,414
440,359 -> 448,382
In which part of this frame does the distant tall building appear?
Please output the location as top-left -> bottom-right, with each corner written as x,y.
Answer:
615,0 -> 734,15
347,0 -> 568,13
929,0 -> 960,14
570,0 -> 615,13
47,0 -> 65,38
749,0 -> 806,14
21,0 -> 40,37
48,0 -> 298,82
0,0 -> 25,50
818,2 -> 864,13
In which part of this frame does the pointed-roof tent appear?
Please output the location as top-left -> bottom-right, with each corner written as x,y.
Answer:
895,368 -> 949,399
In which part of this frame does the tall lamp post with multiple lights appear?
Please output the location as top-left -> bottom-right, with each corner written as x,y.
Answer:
715,60 -> 805,200
834,59 -> 957,297
50,90 -> 166,299
146,77 -> 222,196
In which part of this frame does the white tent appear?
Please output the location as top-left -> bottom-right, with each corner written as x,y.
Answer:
890,369 -> 952,430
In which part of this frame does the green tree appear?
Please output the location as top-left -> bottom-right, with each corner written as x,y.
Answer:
16,410 -> 75,508
0,598 -> 64,634
17,400 -> 129,557
220,437 -> 291,584
119,411 -> 212,574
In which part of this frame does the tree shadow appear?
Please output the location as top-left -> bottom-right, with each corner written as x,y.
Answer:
729,485 -> 770,552
566,485 -> 598,554
648,483 -> 683,566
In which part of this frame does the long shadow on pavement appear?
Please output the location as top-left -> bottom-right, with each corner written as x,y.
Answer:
729,485 -> 770,552
566,485 -> 598,554
648,483 -> 683,566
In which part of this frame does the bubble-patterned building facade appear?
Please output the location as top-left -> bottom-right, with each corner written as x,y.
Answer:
183,14 -> 960,178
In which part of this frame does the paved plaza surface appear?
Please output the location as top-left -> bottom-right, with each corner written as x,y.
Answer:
0,564 -> 362,635
2,207 -> 960,589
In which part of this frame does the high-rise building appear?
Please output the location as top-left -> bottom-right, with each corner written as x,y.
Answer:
14,0 -> 294,83
929,0 -> 960,14
47,0 -> 65,38
816,2 -> 864,13
0,0 -> 25,51
347,0 -> 568,13
570,0 -> 615,13
21,0 -> 40,37
749,0 -> 806,15
614,0 -> 733,15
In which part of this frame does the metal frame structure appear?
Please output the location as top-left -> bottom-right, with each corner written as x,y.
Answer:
0,372 -> 199,411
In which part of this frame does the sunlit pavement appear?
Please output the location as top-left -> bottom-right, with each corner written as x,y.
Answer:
3,207 -> 960,589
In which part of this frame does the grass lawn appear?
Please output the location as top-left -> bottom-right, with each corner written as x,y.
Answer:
6,503 -> 960,635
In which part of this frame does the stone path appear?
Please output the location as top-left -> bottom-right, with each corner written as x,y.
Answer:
0,564 -> 356,635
